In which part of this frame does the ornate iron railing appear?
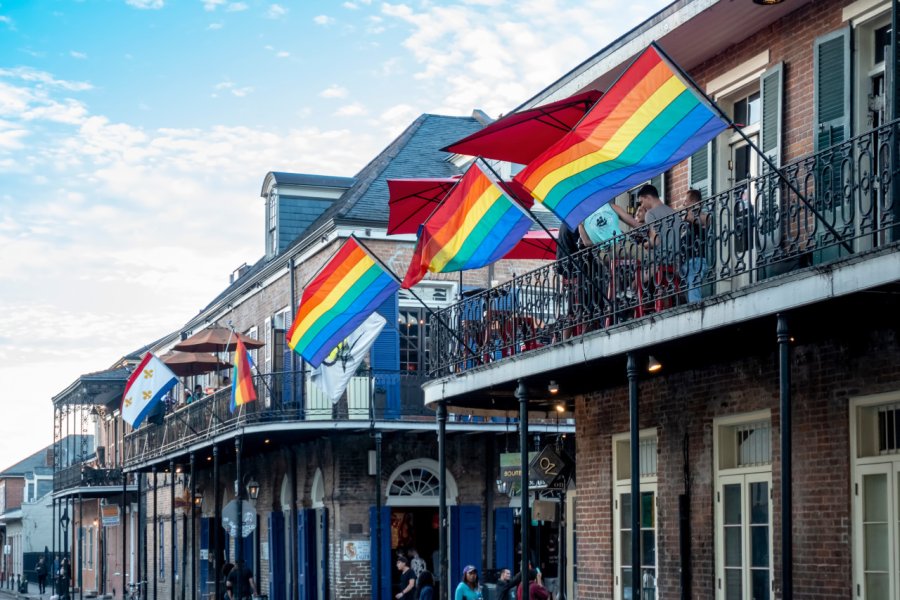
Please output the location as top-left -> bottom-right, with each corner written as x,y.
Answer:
54,464 -> 123,490
428,121 -> 900,376
123,369 -> 432,466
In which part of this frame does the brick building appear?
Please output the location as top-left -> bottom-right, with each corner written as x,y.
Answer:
420,1 -> 900,599
56,111 -> 573,600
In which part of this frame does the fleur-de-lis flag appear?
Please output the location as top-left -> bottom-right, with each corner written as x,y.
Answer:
121,352 -> 179,428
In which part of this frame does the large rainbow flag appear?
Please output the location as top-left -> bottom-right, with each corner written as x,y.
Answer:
402,161 -> 533,289
288,237 -> 399,368
515,44 -> 729,228
230,337 -> 257,412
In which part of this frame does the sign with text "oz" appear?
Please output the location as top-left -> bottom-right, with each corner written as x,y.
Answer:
529,445 -> 573,489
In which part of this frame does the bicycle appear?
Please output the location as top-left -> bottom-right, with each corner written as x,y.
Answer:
126,580 -> 148,600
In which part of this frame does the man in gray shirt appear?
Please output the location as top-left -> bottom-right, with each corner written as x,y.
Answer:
611,184 -> 676,251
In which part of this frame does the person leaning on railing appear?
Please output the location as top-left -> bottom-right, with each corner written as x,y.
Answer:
679,188 -> 710,303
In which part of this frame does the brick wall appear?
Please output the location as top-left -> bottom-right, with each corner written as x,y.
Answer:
667,0 -> 847,211
575,320 -> 900,599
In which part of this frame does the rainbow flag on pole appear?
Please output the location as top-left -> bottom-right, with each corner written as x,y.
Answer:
288,237 -> 399,368
230,337 -> 257,412
515,44 -> 728,228
402,161 -> 533,289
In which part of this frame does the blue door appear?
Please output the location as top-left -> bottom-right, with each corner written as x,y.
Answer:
267,512 -> 285,600
368,507 -> 391,600
373,294 -> 400,419
450,505 -> 482,593
199,518 -> 210,600
494,508 -> 514,572
315,508 -> 328,600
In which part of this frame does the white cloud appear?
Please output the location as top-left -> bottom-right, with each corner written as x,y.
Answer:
276,51 -> 290,58
266,4 -> 287,19
208,22 -> 223,30
313,14 -> 335,26
319,84 -> 348,99
343,2 -> 358,9
378,103 -> 418,137
0,15 -> 14,27
379,0 -> 668,117
203,0 -> 225,10
226,2 -> 248,12
70,50 -> 88,60
334,102 -> 367,117
125,0 -> 165,9
213,81 -> 254,97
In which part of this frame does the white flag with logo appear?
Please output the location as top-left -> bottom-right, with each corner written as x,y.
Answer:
121,352 -> 179,428
311,312 -> 386,403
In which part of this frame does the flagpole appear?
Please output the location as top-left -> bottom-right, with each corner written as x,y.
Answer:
479,158 -> 560,244
651,41 -> 854,255
350,234 -> 474,356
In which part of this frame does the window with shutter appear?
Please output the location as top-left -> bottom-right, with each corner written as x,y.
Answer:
689,143 -> 714,199
757,64 -> 784,258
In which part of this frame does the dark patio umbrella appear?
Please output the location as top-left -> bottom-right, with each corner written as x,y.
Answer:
160,351 -> 232,377
441,89 -> 602,165
502,229 -> 558,260
173,327 -> 265,353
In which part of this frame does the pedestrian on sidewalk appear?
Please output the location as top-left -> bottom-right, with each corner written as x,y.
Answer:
37,557 -> 48,594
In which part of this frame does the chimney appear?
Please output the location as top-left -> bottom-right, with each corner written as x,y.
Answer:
229,263 -> 250,284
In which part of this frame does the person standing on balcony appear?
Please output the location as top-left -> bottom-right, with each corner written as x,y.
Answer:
680,189 -> 710,303
611,184 -> 676,251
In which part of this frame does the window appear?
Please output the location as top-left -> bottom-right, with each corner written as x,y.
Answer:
399,308 -> 430,372
27,483 -> 34,502
87,527 -> 94,569
852,392 -> 900,599
714,412 -> 772,600
158,519 -> 165,580
612,431 -> 658,600
267,192 -> 278,257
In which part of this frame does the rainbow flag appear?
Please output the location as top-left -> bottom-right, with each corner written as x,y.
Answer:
402,161 -> 533,289
515,44 -> 728,228
230,338 -> 257,412
288,237 -> 399,368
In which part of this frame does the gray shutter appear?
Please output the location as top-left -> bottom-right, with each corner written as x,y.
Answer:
688,142 -> 714,198
760,63 -> 783,168
757,63 -> 784,255
814,28 -> 851,151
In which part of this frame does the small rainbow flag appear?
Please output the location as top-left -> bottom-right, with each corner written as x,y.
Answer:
402,161 -> 533,289
230,338 -> 257,412
515,44 -> 728,228
288,237 -> 399,368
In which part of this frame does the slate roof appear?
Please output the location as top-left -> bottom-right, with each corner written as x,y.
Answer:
303,113 -> 483,231
193,113 -> 483,319
0,445 -> 52,477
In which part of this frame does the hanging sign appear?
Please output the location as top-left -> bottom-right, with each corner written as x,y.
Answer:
101,505 -> 120,527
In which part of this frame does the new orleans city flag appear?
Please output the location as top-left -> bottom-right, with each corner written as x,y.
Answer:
288,237 -> 399,368
311,311 -> 386,404
230,337 -> 257,413
515,43 -> 729,228
121,352 -> 179,428
402,161 -> 533,289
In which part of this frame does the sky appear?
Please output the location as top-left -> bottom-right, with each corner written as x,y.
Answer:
0,0 -> 670,470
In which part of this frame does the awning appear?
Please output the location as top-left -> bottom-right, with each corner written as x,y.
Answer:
441,89 -> 602,164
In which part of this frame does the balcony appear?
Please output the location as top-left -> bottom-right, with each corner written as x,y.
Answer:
123,370 -> 433,466
54,463 -> 123,492
427,122 -> 899,378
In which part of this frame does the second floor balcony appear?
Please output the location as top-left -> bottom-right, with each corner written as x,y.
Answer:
425,121 -> 900,385
54,463 -> 124,493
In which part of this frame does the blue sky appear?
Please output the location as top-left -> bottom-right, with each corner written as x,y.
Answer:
0,0 -> 669,469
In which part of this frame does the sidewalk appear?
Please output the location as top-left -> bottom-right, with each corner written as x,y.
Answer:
0,580 -> 44,600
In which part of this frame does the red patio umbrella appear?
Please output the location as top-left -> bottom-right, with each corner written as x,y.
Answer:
387,176 -> 535,235
386,177 -> 459,235
503,229 -> 558,260
441,89 -> 602,165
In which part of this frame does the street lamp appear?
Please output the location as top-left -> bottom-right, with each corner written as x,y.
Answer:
193,491 -> 203,507
246,478 -> 260,501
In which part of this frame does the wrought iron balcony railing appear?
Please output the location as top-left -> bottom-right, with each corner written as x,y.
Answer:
428,121 -> 899,376
54,463 -> 123,491
123,369 -> 432,465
